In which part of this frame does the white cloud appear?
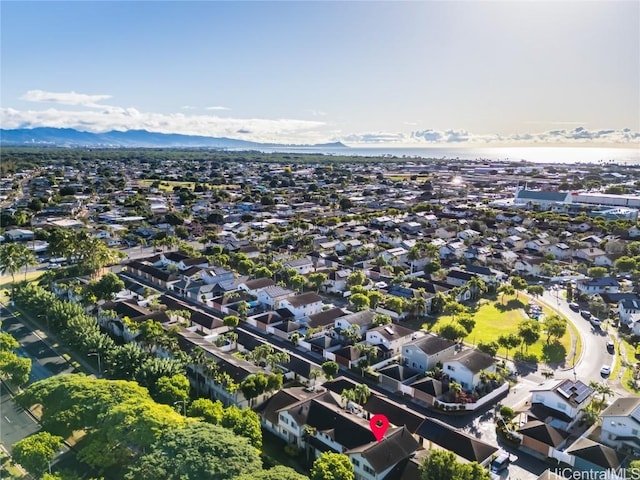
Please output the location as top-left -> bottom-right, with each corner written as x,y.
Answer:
0,105 -> 326,144
4,90 -> 639,146
20,89 -> 112,108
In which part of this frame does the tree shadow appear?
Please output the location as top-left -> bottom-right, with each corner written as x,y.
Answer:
542,341 -> 567,365
494,299 -> 525,312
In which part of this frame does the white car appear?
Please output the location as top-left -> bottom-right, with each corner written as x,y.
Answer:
600,365 -> 611,377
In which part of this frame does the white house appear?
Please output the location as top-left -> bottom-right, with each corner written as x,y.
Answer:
335,310 -> 376,336
402,334 -> 457,372
618,298 -> 640,325
364,324 -> 418,356
442,349 -> 496,392
530,379 -> 594,428
279,292 -> 324,320
283,257 -> 315,275
514,256 -> 545,277
575,277 -> 619,295
599,397 -> 640,456
257,285 -> 296,309
548,243 -> 571,260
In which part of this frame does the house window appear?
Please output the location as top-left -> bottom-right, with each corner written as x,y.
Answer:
363,465 -> 375,475
352,459 -> 360,467
447,365 -> 455,371
632,429 -> 638,436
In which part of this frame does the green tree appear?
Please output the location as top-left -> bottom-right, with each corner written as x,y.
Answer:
543,315 -> 567,344
223,315 -> 240,327
419,449 -> 490,480
124,422 -> 261,480
0,242 -> 21,298
155,374 -> 190,406
385,295 -> 406,314
371,313 -> 392,327
187,398 -> 224,424
510,277 -> 528,299
349,293 -> 370,311
88,272 -> 125,301
587,266 -> 608,278
310,452 -> 354,480
518,320 -> 541,353
233,465 -> 309,480
497,333 -> 521,361
497,284 -> 515,304
477,341 -> 499,357
308,272 -> 328,293
12,431 -> 64,477
438,321 -> 468,342
457,314 -> 476,334
321,361 -> 339,380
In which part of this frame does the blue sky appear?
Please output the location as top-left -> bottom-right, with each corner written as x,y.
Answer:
1,1 -> 638,146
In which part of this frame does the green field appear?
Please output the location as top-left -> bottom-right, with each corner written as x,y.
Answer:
424,294 -> 573,365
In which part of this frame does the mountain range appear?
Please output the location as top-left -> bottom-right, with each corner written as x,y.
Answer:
0,127 -> 347,149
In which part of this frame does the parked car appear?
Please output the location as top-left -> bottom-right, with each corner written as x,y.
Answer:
600,365 -> 611,377
490,453 -> 511,474
606,340 -> 615,353
590,317 -> 602,328
568,302 -> 579,312
580,310 -> 591,320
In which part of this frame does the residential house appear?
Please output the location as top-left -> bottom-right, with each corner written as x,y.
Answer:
564,438 -> 624,475
238,277 -> 276,296
440,241 -> 466,260
618,297 -> 640,326
457,229 -> 481,242
525,238 -> 551,254
257,285 -> 296,310
279,292 -> 324,320
323,268 -> 352,294
442,349 -> 496,392
402,334 -> 457,373
5,229 -> 35,241
504,235 -> 525,250
529,379 -> 594,429
365,324 -> 419,356
575,248 -> 608,265
445,269 -> 476,287
599,396 -> 640,456
335,310 -> 376,337
575,277 -> 619,295
283,257 -> 315,275
514,255 -> 545,277
548,243 -> 571,260
518,421 -> 568,458
306,307 -> 346,330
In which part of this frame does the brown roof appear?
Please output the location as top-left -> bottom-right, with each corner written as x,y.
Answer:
284,292 -> 323,307
243,277 -> 276,290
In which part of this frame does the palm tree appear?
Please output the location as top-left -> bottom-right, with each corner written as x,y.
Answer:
449,381 -> 463,402
308,368 -> 322,388
0,243 -> 21,300
589,381 -> 614,406
353,384 -> 371,405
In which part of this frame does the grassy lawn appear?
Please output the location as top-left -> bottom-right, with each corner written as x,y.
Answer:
621,338 -> 640,395
0,271 -> 43,291
260,430 -> 309,475
423,294 -> 573,365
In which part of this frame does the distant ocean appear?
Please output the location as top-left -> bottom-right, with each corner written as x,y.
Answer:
256,146 -> 640,165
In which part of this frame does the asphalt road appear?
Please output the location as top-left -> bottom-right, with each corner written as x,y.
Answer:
0,305 -> 75,453
539,289 -> 615,386
0,307 -> 75,383
0,381 -> 40,453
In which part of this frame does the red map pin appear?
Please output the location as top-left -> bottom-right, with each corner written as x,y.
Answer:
369,414 -> 389,442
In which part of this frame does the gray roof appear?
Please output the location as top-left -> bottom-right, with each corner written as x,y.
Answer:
516,190 -> 569,202
410,334 -> 456,355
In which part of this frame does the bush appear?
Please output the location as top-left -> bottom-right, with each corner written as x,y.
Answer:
284,445 -> 301,457
513,351 -> 539,363
499,406 -> 516,422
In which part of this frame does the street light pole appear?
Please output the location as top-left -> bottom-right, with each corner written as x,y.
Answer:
88,352 -> 102,377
